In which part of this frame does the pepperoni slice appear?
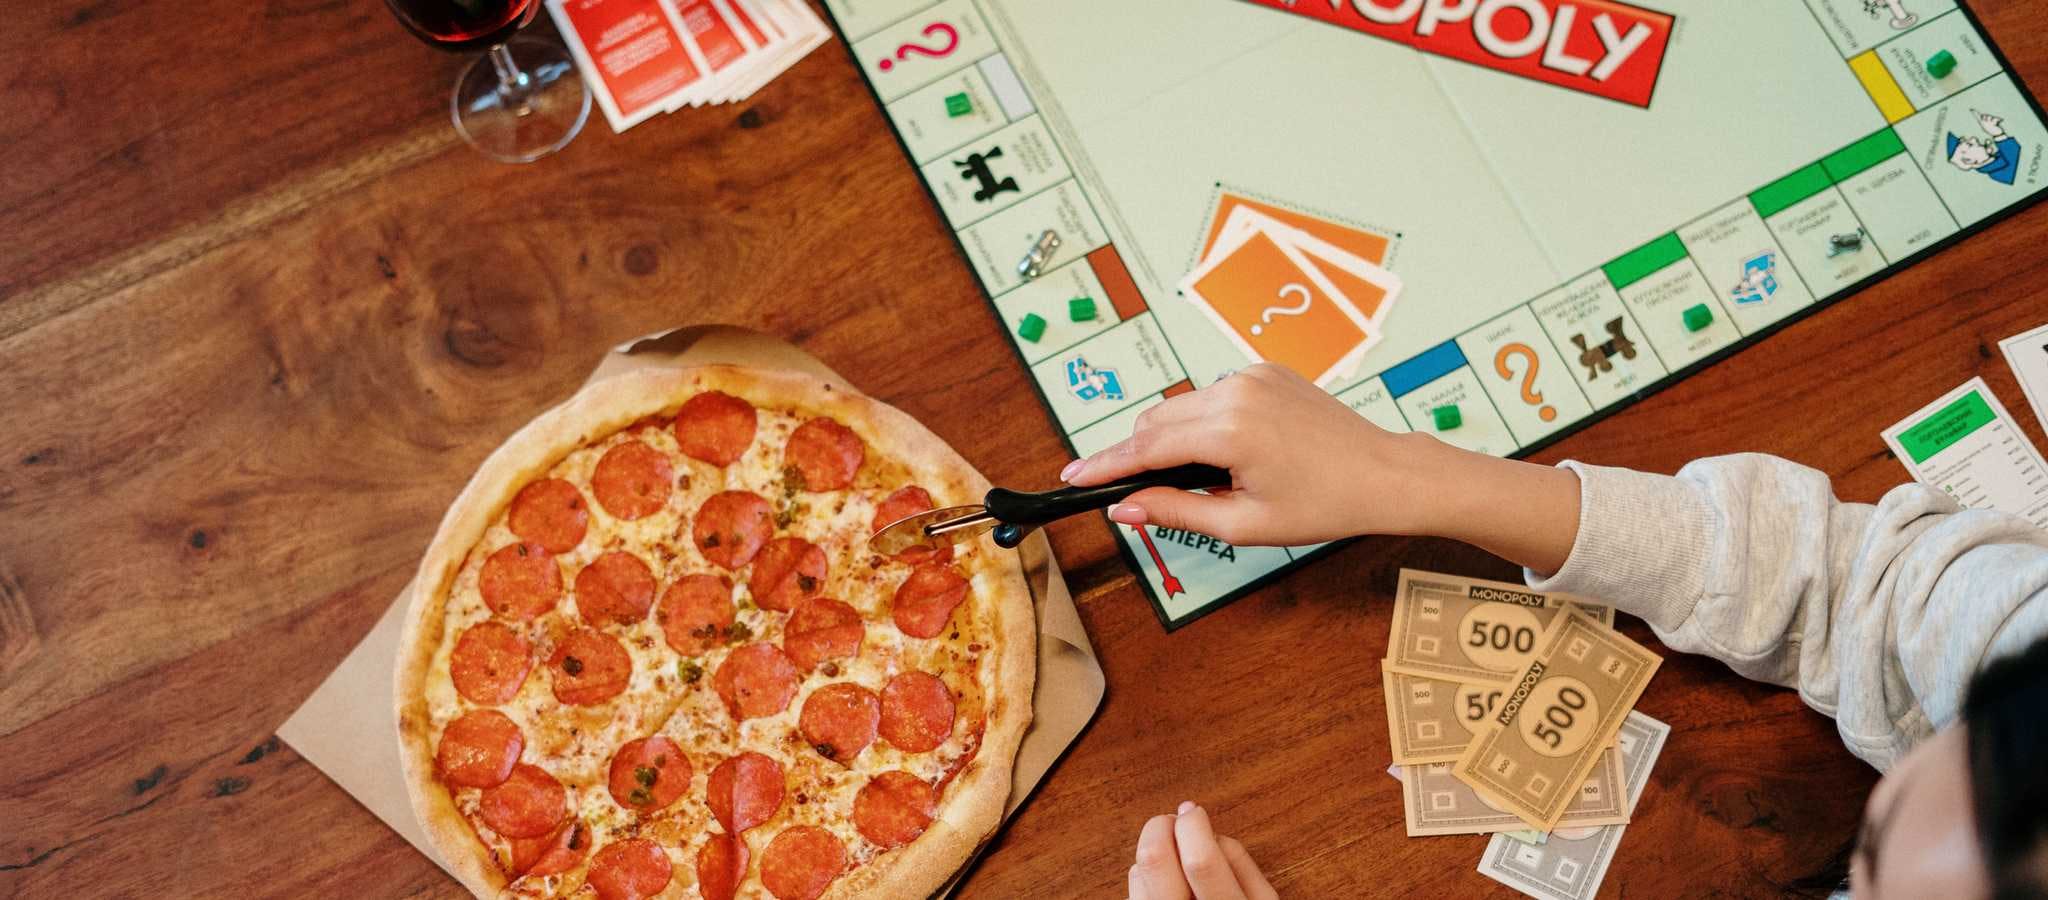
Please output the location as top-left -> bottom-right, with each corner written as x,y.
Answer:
656,574 -> 735,656
435,709 -> 524,788
587,838 -> 673,900
675,391 -> 758,467
575,551 -> 657,627
891,565 -> 968,639
606,736 -> 692,812
695,832 -> 750,900
854,771 -> 938,849
479,542 -> 563,621
592,441 -> 674,521
693,491 -> 773,569
761,826 -> 846,900
871,485 -> 933,532
510,819 -> 590,878
799,683 -> 880,764
871,486 -> 953,565
548,629 -> 632,706
508,478 -> 589,553
880,670 -> 955,753
480,763 -> 566,839
747,537 -> 827,612
782,597 -> 864,672
713,643 -> 800,720
783,418 -> 864,492
450,621 -> 533,705
707,751 -> 785,834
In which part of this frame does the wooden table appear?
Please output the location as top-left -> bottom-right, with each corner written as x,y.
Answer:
4,2 -> 2046,896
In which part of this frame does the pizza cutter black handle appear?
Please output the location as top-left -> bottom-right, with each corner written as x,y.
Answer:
982,463 -> 1232,547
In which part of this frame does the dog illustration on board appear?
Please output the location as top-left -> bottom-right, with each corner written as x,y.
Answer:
1573,316 -> 1639,380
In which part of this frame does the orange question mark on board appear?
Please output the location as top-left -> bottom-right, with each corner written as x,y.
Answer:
1495,343 -> 1557,422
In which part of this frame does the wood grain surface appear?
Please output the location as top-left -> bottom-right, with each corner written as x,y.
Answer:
3,1 -> 2045,896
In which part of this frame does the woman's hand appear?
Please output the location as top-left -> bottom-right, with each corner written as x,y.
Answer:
1128,802 -> 1277,900
1063,364 -> 1443,546
1062,363 -> 1583,573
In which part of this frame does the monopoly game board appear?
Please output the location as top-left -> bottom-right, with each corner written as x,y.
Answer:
821,0 -> 2048,628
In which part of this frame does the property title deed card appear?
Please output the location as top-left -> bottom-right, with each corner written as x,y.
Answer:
1882,377 -> 2048,529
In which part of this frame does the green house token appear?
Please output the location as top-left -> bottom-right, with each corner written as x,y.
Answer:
1431,404 -> 1462,431
1068,296 -> 1098,322
1018,313 -> 1047,343
944,92 -> 973,117
1926,50 -> 1957,79
1682,303 -> 1714,332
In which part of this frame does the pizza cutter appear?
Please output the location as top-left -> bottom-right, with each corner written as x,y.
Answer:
869,463 -> 1231,554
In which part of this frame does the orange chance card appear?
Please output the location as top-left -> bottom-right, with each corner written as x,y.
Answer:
1187,231 -> 1366,385
1201,193 -> 1392,267
1296,243 -> 1395,326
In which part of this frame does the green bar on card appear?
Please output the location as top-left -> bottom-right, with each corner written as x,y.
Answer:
1602,232 -> 1688,290
1898,391 -> 1995,464
1823,129 -> 1908,182
1751,163 -> 1833,219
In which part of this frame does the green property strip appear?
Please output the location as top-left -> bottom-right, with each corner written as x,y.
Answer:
1602,232 -> 1688,290
1750,162 -> 1834,219
1898,390 -> 1995,464
1823,129 -> 1908,182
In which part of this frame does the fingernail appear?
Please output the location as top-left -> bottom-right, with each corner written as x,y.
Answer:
1177,800 -> 1196,815
1059,459 -> 1085,482
1107,503 -> 1147,525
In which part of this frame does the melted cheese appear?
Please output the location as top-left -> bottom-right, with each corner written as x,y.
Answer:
423,399 -> 1001,897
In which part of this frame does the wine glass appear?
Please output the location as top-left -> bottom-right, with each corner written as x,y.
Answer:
383,0 -> 592,163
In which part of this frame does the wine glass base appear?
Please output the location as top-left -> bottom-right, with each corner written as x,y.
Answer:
452,36 -> 591,164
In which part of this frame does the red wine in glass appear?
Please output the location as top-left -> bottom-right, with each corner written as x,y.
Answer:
382,0 -> 589,162
386,0 -> 539,54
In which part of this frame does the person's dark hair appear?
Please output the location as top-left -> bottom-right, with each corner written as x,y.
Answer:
1965,634 -> 2048,900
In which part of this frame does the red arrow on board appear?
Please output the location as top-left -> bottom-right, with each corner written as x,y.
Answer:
1133,526 -> 1184,596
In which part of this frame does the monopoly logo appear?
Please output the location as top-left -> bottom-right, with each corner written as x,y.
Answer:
1249,0 -> 1674,107
1495,659 -> 1547,725
1469,585 -> 1546,607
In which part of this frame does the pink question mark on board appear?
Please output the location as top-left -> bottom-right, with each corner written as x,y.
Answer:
878,22 -> 960,71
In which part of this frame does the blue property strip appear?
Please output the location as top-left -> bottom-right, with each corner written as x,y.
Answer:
1381,340 -> 1467,398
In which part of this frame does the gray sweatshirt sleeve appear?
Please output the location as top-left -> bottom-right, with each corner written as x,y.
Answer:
1524,454 -> 2048,771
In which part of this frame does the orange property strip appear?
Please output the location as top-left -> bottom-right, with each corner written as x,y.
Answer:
1088,244 -> 1149,319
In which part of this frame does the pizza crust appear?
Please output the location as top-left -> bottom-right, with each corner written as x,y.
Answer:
394,365 -> 1037,898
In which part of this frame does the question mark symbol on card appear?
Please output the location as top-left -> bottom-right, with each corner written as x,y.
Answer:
1495,343 -> 1556,422
878,23 -> 960,71
1251,284 -> 1313,336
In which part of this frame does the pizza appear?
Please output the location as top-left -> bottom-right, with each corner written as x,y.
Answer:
394,366 -> 1036,899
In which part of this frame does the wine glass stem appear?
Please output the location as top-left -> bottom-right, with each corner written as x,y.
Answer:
488,43 -> 535,117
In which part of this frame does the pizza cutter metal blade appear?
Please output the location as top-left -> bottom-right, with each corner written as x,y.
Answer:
869,463 -> 1231,554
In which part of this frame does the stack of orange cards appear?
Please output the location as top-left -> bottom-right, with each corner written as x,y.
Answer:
548,0 -> 828,133
1180,195 -> 1402,387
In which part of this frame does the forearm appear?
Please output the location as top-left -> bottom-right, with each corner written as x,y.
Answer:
1386,435 -> 1581,574
1369,436 -> 2048,767
1525,454 -> 2048,768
